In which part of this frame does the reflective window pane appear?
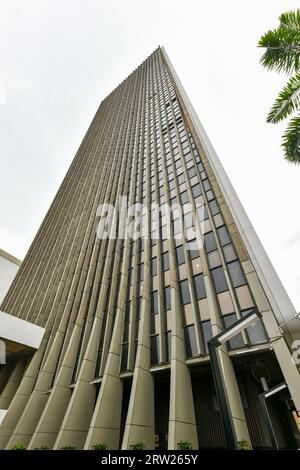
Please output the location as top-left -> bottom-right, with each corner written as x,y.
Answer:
208,250 -> 222,269
151,291 -> 159,314
227,261 -> 246,287
223,244 -> 237,263
150,335 -> 159,365
184,325 -> 198,357
194,274 -> 206,300
202,320 -> 213,354
241,310 -> 268,344
211,267 -> 228,293
120,343 -> 128,371
176,245 -> 185,265
204,232 -> 217,253
164,286 -> 171,310
180,279 -> 191,305
223,314 -> 244,349
217,226 -> 231,246
151,257 -> 157,276
165,331 -> 171,362
162,252 -> 170,271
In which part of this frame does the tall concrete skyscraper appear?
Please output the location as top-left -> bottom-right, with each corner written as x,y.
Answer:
0,47 -> 299,450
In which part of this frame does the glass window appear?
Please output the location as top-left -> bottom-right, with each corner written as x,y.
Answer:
180,191 -> 189,204
162,252 -> 169,271
202,320 -> 213,354
176,245 -> 185,265
151,257 -> 157,276
161,225 -> 168,240
203,179 -> 211,191
227,261 -> 246,287
138,263 -> 144,282
223,244 -> 237,263
136,296 -> 142,320
180,279 -> 191,305
150,335 -> 159,365
204,232 -> 217,253
223,314 -> 244,349
164,286 -> 171,310
165,331 -> 171,362
190,248 -> 200,260
178,173 -> 185,185
184,325 -> 198,357
151,291 -> 159,314
194,274 -> 206,299
209,200 -> 220,215
169,179 -> 175,191
188,167 -> 197,178
197,205 -> 208,222
150,314 -> 159,335
217,226 -> 231,246
173,218 -> 181,235
184,212 -> 193,229
192,184 -> 201,197
211,267 -> 228,293
125,301 -> 131,322
120,343 -> 128,371
128,268 -> 133,286
241,310 -> 268,345
208,250 -> 222,269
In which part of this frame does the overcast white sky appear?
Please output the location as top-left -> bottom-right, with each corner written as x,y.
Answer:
0,0 -> 299,311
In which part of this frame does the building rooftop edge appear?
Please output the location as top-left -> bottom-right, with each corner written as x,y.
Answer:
101,46 -> 162,103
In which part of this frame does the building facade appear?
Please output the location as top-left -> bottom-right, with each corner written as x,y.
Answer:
0,47 -> 299,450
0,249 -> 21,305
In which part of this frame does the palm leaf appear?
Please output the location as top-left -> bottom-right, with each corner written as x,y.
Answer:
267,71 -> 300,123
279,10 -> 300,32
281,115 -> 300,163
258,28 -> 300,74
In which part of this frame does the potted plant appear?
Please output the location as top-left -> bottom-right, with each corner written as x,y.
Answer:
10,443 -> 27,450
177,440 -> 193,450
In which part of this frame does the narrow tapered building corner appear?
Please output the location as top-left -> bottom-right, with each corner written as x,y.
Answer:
0,47 -> 299,450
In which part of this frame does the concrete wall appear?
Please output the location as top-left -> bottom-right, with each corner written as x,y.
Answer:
0,249 -> 21,305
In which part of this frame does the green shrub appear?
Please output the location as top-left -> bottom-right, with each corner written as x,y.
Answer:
10,443 -> 27,450
92,443 -> 108,450
130,441 -> 145,450
60,445 -> 76,450
33,446 -> 49,450
238,439 -> 252,450
177,440 -> 193,450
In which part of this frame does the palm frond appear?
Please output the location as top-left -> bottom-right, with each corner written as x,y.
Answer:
282,115 -> 300,163
279,10 -> 300,32
258,28 -> 300,74
267,72 -> 300,123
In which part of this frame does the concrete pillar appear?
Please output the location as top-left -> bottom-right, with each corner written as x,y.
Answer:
168,287 -> 198,450
121,295 -> 155,449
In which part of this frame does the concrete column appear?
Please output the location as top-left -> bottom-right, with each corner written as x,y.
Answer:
0,339 -> 46,449
168,286 -> 198,450
0,357 -> 28,410
121,294 -> 155,449
27,324 -> 84,449
83,309 -> 124,450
